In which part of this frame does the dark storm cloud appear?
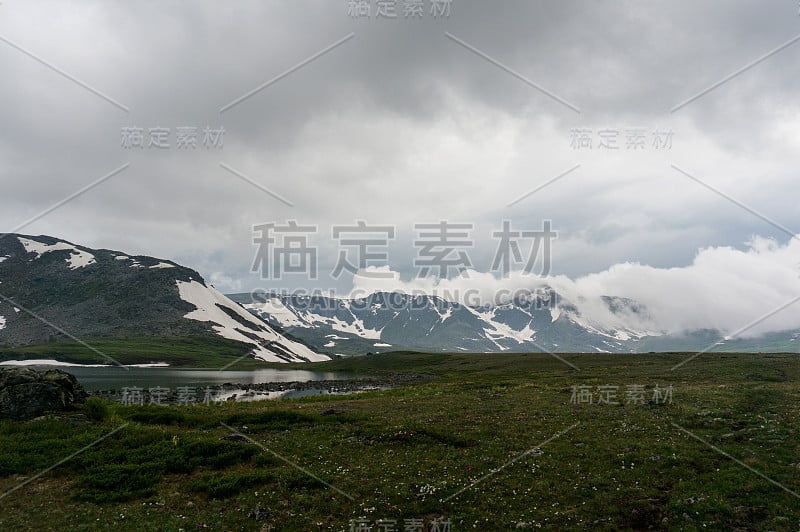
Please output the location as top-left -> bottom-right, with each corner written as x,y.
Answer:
0,0 -> 798,295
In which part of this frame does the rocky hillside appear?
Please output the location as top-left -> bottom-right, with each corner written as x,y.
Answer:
0,234 -> 327,363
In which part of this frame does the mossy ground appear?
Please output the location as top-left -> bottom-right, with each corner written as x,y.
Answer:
1,352 -> 799,531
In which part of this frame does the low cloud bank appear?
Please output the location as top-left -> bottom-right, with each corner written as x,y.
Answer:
349,237 -> 800,338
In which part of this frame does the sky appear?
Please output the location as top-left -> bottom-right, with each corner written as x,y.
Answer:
1,1 -> 800,336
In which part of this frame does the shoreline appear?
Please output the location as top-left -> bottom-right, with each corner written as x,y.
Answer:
86,372 -> 432,405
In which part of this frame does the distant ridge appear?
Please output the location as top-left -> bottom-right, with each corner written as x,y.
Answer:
229,291 -> 800,355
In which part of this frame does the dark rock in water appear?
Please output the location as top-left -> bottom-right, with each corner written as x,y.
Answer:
0,367 -> 87,420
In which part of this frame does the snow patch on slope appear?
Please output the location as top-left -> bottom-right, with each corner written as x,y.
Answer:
304,312 -> 383,340
559,305 -> 652,342
430,301 -> 453,322
245,298 -> 307,328
439,306 -> 453,322
245,299 -> 385,340
18,237 -> 96,269
67,251 -> 96,269
176,280 -> 327,363
466,306 -> 536,345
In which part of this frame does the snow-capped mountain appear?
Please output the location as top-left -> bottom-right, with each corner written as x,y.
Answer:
0,234 -> 327,363
232,290 -> 800,355
230,290 -> 657,355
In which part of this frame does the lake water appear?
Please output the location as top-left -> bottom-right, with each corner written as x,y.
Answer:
62,367 -> 354,392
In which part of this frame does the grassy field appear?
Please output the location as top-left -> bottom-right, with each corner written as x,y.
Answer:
1,352 -> 799,531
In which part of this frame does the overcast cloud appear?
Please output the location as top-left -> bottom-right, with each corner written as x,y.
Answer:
1,1 -> 799,334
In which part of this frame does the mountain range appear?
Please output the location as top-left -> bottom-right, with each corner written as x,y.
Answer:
2,233 -> 797,363
230,290 -> 800,355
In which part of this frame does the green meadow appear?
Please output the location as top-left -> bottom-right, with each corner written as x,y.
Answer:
1,352 -> 799,531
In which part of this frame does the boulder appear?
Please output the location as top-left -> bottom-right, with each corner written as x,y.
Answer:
0,367 -> 87,420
